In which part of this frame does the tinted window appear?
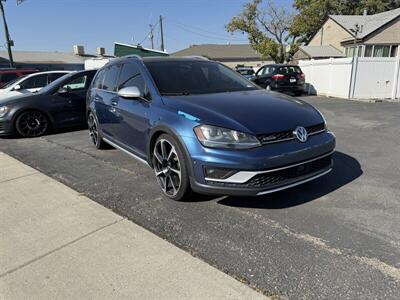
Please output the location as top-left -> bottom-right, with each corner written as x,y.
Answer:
117,63 -> 141,90
49,73 -> 67,82
102,65 -> 120,91
20,74 -> 48,89
145,60 -> 257,95
263,66 -> 276,75
63,75 -> 87,91
278,66 -> 302,75
92,69 -> 105,89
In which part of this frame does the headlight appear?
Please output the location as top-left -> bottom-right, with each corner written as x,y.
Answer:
194,125 -> 261,149
0,106 -> 9,118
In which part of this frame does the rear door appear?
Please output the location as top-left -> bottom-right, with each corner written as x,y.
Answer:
253,66 -> 275,88
94,64 -> 121,138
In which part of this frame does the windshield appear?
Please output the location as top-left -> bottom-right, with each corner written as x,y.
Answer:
39,73 -> 72,94
237,69 -> 254,76
1,75 -> 26,89
144,60 -> 258,95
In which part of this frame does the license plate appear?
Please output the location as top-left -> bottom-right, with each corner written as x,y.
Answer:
290,78 -> 296,83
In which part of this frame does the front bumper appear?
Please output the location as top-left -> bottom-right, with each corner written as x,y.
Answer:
0,118 -> 14,136
184,131 -> 336,197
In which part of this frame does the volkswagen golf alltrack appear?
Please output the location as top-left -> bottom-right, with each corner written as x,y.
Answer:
87,56 -> 335,201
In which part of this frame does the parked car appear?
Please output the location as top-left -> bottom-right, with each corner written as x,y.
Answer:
0,71 -> 71,101
0,69 -> 38,88
0,70 -> 97,137
235,66 -> 255,80
251,64 -> 305,96
87,56 -> 335,201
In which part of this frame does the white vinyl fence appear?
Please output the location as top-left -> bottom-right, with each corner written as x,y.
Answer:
299,56 -> 400,100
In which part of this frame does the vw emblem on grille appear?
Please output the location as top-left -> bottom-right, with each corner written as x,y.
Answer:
294,126 -> 308,143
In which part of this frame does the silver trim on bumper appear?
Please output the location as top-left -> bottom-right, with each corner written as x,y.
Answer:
204,150 -> 334,184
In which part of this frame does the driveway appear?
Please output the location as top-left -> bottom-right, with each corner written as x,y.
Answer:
0,96 -> 399,299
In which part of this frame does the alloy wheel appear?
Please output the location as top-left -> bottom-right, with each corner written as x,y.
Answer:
88,113 -> 99,145
17,111 -> 48,137
152,139 -> 182,197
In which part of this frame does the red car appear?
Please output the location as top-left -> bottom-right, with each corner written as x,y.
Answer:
0,69 -> 39,88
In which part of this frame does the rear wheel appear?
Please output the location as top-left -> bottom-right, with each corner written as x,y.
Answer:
15,110 -> 49,137
152,134 -> 192,201
88,112 -> 108,149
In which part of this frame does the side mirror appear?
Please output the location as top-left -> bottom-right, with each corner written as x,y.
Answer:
13,84 -> 21,91
58,87 -> 69,94
117,86 -> 142,99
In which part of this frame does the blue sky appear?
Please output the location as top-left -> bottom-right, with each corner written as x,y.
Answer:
2,0 -> 293,55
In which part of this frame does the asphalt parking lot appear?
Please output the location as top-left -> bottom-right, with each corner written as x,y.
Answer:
1,96 -> 399,299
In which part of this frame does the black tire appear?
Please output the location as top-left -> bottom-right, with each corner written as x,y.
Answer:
88,112 -> 108,149
152,133 -> 192,201
15,110 -> 50,137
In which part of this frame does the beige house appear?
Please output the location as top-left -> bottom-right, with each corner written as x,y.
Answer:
172,44 -> 272,69
305,7 -> 400,58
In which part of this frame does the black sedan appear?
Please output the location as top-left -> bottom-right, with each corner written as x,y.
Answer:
251,64 -> 305,96
0,70 -> 97,137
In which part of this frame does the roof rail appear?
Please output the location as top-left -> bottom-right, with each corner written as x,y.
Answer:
183,56 -> 209,60
120,54 -> 143,60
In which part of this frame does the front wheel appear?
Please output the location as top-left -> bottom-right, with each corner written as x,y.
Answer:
152,134 -> 192,201
15,110 -> 49,137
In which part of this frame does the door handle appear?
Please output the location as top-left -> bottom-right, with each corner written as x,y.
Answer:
111,100 -> 118,106
94,96 -> 101,101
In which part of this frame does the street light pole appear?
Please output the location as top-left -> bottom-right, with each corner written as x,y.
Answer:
0,0 -> 14,68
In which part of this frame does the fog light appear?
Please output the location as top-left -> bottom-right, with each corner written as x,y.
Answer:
204,167 -> 237,179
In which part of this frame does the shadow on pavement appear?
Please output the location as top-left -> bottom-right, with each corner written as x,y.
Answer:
217,151 -> 362,209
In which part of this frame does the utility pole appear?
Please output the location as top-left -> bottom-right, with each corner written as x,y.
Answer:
159,15 -> 165,52
0,0 -> 14,68
348,23 -> 361,99
149,24 -> 154,49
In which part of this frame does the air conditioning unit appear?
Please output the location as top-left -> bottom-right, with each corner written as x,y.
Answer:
73,45 -> 85,56
96,47 -> 105,56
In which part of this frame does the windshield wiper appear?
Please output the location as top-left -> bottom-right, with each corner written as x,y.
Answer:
161,91 -> 191,96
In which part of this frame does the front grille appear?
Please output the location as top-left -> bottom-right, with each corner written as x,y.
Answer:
206,154 -> 332,189
0,122 -> 4,132
258,123 -> 326,144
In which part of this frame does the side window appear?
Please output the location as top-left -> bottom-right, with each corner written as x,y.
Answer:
102,65 -> 120,91
20,74 -> 48,89
117,63 -> 140,90
92,69 -> 105,89
63,75 -> 87,91
256,67 -> 265,76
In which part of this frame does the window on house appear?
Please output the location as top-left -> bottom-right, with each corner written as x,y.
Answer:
373,45 -> 390,57
358,46 -> 363,57
364,45 -> 373,57
390,45 -> 398,57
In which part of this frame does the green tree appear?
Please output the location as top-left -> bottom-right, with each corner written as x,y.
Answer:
226,0 -> 294,63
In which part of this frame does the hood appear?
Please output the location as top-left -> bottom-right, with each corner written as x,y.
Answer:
162,89 -> 324,135
0,93 -> 37,106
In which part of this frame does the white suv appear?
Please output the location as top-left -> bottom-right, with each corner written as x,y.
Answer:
0,70 -> 71,100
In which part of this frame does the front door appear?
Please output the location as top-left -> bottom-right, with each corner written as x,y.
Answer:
113,62 -> 152,158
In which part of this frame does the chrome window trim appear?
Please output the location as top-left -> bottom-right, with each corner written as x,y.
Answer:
204,150 -> 334,184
